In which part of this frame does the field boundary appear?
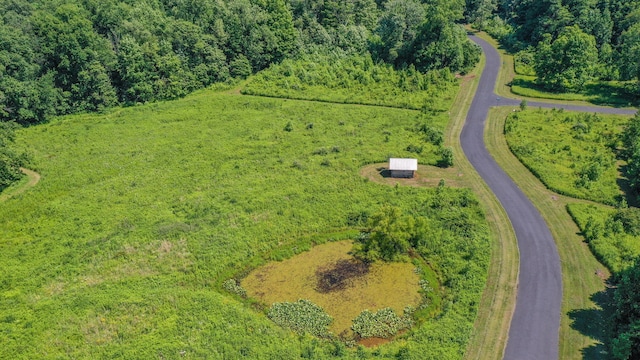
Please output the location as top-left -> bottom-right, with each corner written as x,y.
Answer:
0,168 -> 40,202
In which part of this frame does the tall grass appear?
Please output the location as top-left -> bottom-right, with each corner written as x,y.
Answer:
504,107 -> 631,205
568,203 -> 640,273
0,88 -> 491,358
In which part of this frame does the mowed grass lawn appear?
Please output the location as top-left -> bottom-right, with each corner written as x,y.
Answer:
0,88 -> 491,358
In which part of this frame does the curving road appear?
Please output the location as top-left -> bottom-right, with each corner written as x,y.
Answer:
462,35 -> 636,360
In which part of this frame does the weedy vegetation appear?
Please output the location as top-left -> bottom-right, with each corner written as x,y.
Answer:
242,55 -> 458,114
504,108 -> 631,205
0,81 -> 492,358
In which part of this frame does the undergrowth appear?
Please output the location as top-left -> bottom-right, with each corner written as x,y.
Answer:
1,86 -> 491,358
504,108 -> 631,205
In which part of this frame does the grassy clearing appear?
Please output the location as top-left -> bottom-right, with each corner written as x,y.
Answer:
1,85 -> 491,358
242,240 -> 435,338
486,106 -> 612,360
504,108 -> 632,205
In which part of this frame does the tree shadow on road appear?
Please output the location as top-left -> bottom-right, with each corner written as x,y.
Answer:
568,287 -> 615,360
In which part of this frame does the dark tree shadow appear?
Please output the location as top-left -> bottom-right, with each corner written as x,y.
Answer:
617,164 -> 639,208
568,286 -> 616,359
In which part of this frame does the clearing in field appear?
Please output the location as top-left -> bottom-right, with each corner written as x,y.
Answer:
242,240 -> 434,342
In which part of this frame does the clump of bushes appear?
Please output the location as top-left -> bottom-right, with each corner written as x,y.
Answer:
222,279 -> 247,297
438,147 -> 454,167
351,307 -> 413,338
268,300 -> 333,338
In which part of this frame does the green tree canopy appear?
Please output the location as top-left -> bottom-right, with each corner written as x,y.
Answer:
534,25 -> 598,91
352,205 -> 414,262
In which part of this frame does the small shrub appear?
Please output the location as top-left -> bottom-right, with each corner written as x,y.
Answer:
284,121 -> 293,132
417,124 -> 443,146
320,158 -> 331,167
222,279 -> 247,297
405,144 -> 423,154
268,299 -> 333,338
346,211 -> 369,226
438,147 -> 454,168
519,99 -> 528,111
306,123 -> 314,130
313,147 -> 328,156
351,307 -> 413,338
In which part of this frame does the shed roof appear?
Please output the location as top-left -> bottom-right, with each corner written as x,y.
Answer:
389,158 -> 418,171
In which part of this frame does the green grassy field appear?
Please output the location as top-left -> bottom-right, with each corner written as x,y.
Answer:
510,76 -> 637,107
0,84 -> 492,358
504,108 -> 632,205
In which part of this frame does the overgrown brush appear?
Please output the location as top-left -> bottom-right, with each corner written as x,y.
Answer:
268,300 -> 333,338
351,307 -> 413,338
242,54 -> 457,114
505,108 -> 630,205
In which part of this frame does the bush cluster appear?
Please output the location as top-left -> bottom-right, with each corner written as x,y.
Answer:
268,300 -> 333,338
351,307 -> 413,338
243,55 -> 457,112
222,279 -> 247,298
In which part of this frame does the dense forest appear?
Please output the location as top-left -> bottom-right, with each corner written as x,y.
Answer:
0,0 -> 479,126
468,0 -> 640,92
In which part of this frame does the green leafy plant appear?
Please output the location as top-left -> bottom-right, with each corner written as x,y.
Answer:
351,307 -> 413,338
268,300 -> 333,338
222,279 -> 247,297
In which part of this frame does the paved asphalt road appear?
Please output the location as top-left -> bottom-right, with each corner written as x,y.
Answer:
462,35 -> 636,360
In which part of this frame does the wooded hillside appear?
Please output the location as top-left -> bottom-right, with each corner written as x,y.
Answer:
469,0 -> 640,92
0,0 -> 479,125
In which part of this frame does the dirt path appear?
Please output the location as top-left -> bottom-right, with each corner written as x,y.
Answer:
0,168 -> 41,202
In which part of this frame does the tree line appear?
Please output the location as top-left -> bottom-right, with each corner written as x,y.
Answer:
467,0 -> 640,92
0,0 -> 479,126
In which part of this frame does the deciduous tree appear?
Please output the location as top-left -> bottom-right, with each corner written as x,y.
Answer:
534,25 -> 598,91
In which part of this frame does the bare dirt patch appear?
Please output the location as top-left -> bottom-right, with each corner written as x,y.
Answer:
358,337 -> 391,347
